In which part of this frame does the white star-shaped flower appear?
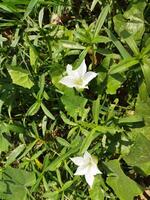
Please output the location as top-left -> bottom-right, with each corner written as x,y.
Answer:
70,151 -> 102,188
59,59 -> 97,90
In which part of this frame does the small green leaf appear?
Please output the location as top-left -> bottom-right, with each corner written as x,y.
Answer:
60,111 -> 77,126
107,74 -> 125,94
92,95 -> 100,124
38,7 -> 44,28
141,58 -> 150,96
56,137 -> 70,147
94,5 -> 110,37
61,40 -> 85,50
26,101 -> 41,116
5,144 -> 26,167
0,134 -> 10,153
29,45 -> 38,70
106,29 -> 131,59
118,115 -> 143,125
41,103 -> 55,120
90,0 -> 99,11
109,58 -> 139,74
24,0 -> 39,18
8,67 -> 34,89
61,180 -> 74,191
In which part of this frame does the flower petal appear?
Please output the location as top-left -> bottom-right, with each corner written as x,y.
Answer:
75,59 -> 87,77
89,164 -> 102,175
59,76 -> 76,88
85,173 -> 94,188
83,151 -> 91,161
83,71 -> 97,85
70,157 -> 84,166
74,165 -> 89,175
66,64 -> 73,76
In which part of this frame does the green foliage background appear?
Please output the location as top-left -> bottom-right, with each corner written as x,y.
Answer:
0,0 -> 150,199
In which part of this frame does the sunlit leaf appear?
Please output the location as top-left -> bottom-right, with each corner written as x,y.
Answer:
8,67 -> 34,89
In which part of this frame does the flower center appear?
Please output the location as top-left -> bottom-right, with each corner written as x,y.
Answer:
74,78 -> 83,86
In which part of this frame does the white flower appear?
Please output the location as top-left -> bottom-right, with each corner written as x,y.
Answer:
70,151 -> 101,188
59,59 -> 97,90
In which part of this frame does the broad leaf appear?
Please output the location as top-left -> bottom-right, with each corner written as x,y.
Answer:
61,90 -> 87,119
106,160 -> 142,200
124,133 -> 150,175
0,167 -> 36,200
113,1 -> 146,41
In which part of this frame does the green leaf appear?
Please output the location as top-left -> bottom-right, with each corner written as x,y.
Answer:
0,3 -> 19,13
74,48 -> 89,68
41,103 -> 55,120
79,125 -> 117,154
141,58 -> 150,96
45,146 -> 79,172
29,45 -> 38,70
106,160 -> 142,200
37,73 -> 45,100
50,63 -> 65,90
109,58 -> 139,74
107,74 -> 125,94
89,175 -> 104,200
5,144 -> 26,167
0,167 -> 36,200
106,29 -> 131,59
124,35 -> 139,56
94,5 -> 110,37
0,134 -> 10,153
61,40 -> 85,50
3,167 -> 36,186
92,95 -> 100,124
38,7 -> 44,28
113,1 -> 146,42
24,0 -> 39,18
8,67 -> 34,89
92,35 -> 111,44
0,184 -> 27,200
61,180 -> 74,191
60,111 -> 77,126
26,101 -> 41,116
90,0 -> 99,11
56,137 -> 70,147
61,90 -> 87,119
135,96 -> 150,126
141,41 -> 150,56
124,133 -> 150,175
118,115 -> 144,125
43,191 -> 60,200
